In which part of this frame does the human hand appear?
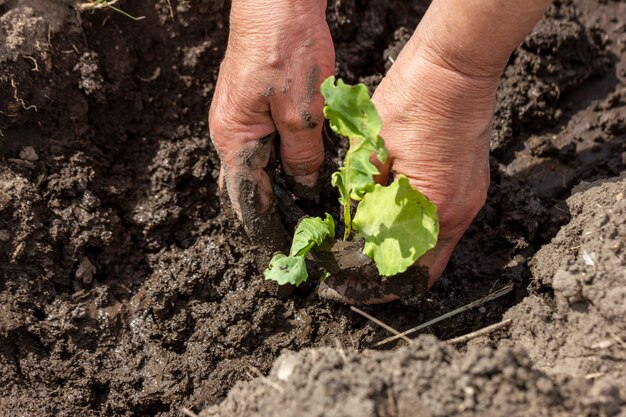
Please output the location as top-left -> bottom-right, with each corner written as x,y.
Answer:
376,0 -> 549,291
209,0 -> 334,251
372,47 -> 495,289
319,0 -> 549,304
318,45 -> 495,305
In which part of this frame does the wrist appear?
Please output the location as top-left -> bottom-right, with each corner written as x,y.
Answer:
373,40 -> 497,180
230,1 -> 327,38
410,0 -> 549,79
228,1 -> 329,61
380,41 -> 500,129
412,25 -> 507,81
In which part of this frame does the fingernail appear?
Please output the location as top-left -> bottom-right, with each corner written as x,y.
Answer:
293,172 -> 319,187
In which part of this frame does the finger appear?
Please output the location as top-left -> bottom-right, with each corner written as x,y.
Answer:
315,240 -> 428,305
219,134 -> 288,253
417,233 -> 464,287
209,83 -> 288,252
272,66 -> 328,187
372,154 -> 392,185
318,277 -> 400,305
223,133 -> 275,217
209,71 -> 275,218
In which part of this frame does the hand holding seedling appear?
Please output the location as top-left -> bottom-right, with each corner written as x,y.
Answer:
210,0 -> 550,304
367,0 -> 550,290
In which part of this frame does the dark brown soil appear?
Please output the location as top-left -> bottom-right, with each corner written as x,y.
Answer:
205,174 -> 626,417
0,0 -> 624,416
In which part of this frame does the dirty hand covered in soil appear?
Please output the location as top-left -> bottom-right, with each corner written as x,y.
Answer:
208,0 -> 333,256
208,0 -> 426,305
0,0 -> 625,416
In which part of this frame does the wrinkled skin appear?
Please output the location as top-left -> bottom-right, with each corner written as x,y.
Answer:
209,0 -> 550,303
209,1 -> 333,252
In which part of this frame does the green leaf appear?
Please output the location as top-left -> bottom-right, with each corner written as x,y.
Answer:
290,214 -> 335,256
331,170 -> 348,207
321,76 -> 382,144
345,135 -> 386,200
263,254 -> 308,286
264,214 -> 335,286
321,76 -> 388,203
352,175 -> 439,276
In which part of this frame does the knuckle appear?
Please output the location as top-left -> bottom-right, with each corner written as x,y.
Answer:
466,180 -> 489,220
283,157 -> 323,175
280,132 -> 323,154
437,177 -> 489,235
466,189 -> 488,223
281,146 -> 323,173
473,168 -> 491,213
208,89 -> 230,133
208,110 -> 231,150
208,91 -> 274,159
278,111 -> 310,133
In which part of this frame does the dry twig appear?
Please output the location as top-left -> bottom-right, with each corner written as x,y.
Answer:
350,306 -> 412,344
78,0 -> 120,10
445,319 -> 512,345
78,0 -> 145,20
166,0 -> 175,20
374,283 -> 514,347
247,365 -> 284,393
181,407 -> 199,417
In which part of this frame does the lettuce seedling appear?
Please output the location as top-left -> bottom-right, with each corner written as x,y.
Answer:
322,77 -> 388,239
264,76 -> 439,285
264,214 -> 335,285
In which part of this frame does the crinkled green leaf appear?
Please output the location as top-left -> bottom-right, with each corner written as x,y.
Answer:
353,175 -> 439,276
290,214 -> 335,256
264,214 -> 335,286
321,76 -> 382,143
321,76 -> 388,202
263,254 -> 308,286
345,136 -> 386,200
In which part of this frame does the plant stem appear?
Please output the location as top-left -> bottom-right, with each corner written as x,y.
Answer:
343,202 -> 351,240
90,0 -> 146,20
343,143 -> 353,240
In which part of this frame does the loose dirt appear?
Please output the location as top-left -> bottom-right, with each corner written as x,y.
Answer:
205,174 -> 626,417
0,0 -> 624,416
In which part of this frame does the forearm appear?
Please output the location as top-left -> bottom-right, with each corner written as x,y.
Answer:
414,0 -> 550,78
231,0 -> 327,15
377,0 -> 550,131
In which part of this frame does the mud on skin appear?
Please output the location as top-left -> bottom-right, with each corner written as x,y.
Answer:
0,0 -> 625,416
221,132 -> 288,255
